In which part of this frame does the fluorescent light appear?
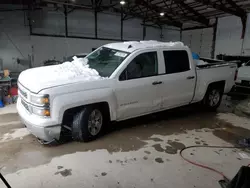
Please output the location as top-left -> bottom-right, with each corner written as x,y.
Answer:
160,12 -> 165,16
120,0 -> 125,5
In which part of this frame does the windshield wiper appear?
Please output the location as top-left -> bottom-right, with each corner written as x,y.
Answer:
0,172 -> 11,188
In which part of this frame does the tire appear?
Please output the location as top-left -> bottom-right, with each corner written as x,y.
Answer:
72,105 -> 105,142
203,86 -> 223,111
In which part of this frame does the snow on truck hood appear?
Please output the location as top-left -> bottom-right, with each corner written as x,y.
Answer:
18,57 -> 106,93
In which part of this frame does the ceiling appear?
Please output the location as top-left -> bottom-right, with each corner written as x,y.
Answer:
1,0 -> 250,30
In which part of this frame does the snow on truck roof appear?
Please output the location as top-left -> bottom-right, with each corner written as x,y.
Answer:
104,40 -> 187,53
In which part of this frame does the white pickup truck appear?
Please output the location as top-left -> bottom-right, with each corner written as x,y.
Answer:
17,41 -> 237,143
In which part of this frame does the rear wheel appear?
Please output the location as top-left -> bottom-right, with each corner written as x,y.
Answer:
203,86 -> 223,110
72,106 -> 104,142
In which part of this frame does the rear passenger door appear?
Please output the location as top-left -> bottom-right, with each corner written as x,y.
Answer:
160,50 -> 196,109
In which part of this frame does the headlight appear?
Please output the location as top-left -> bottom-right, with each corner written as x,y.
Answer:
30,94 -> 50,106
32,106 -> 50,117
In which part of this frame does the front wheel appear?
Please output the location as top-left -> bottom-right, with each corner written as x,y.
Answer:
72,106 -> 104,142
203,86 -> 223,110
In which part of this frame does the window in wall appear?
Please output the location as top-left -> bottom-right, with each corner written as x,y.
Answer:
163,50 -> 190,74
120,52 -> 158,80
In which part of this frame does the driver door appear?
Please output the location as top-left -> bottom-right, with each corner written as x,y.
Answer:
114,51 -> 162,120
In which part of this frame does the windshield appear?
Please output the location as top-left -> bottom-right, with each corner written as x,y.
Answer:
86,47 -> 129,77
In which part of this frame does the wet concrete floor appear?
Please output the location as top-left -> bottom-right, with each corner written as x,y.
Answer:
0,97 -> 250,188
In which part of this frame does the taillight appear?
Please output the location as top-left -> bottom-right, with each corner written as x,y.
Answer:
234,69 -> 238,81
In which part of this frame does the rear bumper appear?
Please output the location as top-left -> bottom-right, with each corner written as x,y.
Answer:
17,98 -> 61,141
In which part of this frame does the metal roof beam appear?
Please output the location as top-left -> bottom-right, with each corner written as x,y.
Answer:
224,0 -> 247,16
116,7 -> 161,28
135,0 -> 182,28
173,0 -> 209,26
197,0 -> 247,38
197,0 -> 245,18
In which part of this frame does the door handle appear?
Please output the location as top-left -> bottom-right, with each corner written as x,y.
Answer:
187,76 -> 195,80
152,81 -> 163,85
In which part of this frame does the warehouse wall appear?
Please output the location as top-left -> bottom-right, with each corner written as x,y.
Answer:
181,28 -> 213,58
215,13 -> 250,57
0,9 -> 162,71
0,11 -> 31,71
162,27 -> 180,42
5,8 -> 250,72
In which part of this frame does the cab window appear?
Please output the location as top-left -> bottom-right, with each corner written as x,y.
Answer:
119,52 -> 158,80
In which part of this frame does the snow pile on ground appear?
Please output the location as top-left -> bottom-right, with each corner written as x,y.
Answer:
0,128 -> 30,143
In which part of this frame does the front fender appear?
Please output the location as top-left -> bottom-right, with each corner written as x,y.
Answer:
51,88 -> 117,124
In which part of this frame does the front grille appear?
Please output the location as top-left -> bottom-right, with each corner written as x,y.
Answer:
21,99 -> 29,112
19,88 -> 27,98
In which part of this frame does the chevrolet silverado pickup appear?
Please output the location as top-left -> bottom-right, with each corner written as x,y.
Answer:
17,41 -> 237,143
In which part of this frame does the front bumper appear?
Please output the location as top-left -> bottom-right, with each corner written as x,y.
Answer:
17,98 -> 61,141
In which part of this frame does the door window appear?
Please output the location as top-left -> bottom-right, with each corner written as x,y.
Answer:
120,52 -> 158,80
163,50 -> 190,74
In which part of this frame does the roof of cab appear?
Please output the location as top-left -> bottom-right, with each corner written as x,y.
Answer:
103,40 -> 187,53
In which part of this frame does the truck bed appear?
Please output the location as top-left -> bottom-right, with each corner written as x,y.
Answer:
193,62 -> 237,102
196,61 -> 236,69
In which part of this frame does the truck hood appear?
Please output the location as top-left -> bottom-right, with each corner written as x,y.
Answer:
238,66 -> 250,81
18,58 -> 106,93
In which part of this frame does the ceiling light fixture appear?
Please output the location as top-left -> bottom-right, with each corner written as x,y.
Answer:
120,0 -> 126,5
160,12 -> 165,16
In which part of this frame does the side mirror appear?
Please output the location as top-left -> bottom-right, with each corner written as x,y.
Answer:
242,63 -> 246,66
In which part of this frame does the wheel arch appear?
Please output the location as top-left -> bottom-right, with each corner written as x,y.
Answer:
62,102 -> 111,127
201,80 -> 226,100
206,80 -> 226,92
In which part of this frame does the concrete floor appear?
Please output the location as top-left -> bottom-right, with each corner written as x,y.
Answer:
0,97 -> 250,188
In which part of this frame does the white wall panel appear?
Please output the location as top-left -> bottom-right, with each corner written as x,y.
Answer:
182,28 -> 213,57
32,9 -> 65,35
162,28 -> 180,42
145,27 -> 161,40
200,28 -> 213,57
68,10 -> 95,37
190,29 -> 202,54
0,12 -> 31,71
123,18 -> 143,40
97,12 -> 121,39
241,13 -> 250,55
215,16 -> 243,56
182,31 -> 192,47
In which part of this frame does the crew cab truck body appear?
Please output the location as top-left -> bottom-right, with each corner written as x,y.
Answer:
17,41 -> 237,143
